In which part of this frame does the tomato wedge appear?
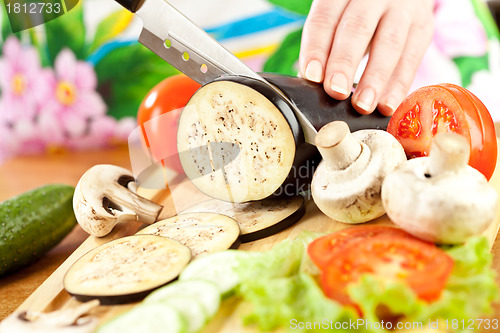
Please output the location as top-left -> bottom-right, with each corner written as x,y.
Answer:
307,226 -> 419,270
387,84 -> 497,180
320,235 -> 454,307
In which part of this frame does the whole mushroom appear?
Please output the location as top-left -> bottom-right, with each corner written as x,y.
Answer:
382,132 -> 498,244
311,121 -> 406,223
73,164 -> 163,237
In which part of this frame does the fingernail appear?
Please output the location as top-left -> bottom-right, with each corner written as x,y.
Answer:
305,60 -> 323,83
330,73 -> 349,96
356,88 -> 376,112
384,97 -> 398,115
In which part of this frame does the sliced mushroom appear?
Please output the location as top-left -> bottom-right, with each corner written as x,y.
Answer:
0,300 -> 99,333
311,121 -> 407,223
73,164 -> 163,237
382,132 -> 498,244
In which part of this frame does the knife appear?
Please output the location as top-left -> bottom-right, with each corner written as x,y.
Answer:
114,0 -> 318,145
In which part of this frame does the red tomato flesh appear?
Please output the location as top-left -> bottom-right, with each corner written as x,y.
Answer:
387,84 -> 497,179
320,235 -> 454,307
307,226 -> 420,270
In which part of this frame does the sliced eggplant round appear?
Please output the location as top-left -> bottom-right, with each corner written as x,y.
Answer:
177,80 -> 297,203
136,212 -> 241,257
182,195 -> 305,242
63,235 -> 191,305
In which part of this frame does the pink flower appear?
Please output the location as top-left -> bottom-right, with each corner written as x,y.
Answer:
39,49 -> 107,144
0,37 -> 44,123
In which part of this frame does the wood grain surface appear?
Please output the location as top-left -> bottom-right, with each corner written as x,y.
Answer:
1,143 -> 500,331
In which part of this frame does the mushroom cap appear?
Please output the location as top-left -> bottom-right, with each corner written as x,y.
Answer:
382,157 -> 498,244
312,129 -> 406,223
73,164 -> 162,237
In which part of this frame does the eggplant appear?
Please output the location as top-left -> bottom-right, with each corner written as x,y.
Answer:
177,74 -> 390,203
63,235 -> 191,305
182,195 -> 305,243
137,212 -> 241,256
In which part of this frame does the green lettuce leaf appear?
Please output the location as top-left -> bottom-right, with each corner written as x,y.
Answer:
348,237 -> 498,331
237,234 -> 498,332
235,237 -> 304,282
241,274 -> 359,332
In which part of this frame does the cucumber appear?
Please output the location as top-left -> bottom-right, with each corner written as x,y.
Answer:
145,279 -> 221,317
0,184 -> 76,276
180,250 -> 255,296
157,296 -> 208,333
97,302 -> 187,333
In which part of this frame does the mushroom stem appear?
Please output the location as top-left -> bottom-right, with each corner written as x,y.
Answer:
107,186 -> 162,224
315,121 -> 363,171
429,132 -> 470,176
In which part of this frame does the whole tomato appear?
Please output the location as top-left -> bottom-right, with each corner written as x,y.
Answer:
137,74 -> 201,173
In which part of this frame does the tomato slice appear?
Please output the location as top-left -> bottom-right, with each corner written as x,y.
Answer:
440,84 -> 497,180
387,84 -> 497,179
320,235 -> 454,307
307,226 -> 420,270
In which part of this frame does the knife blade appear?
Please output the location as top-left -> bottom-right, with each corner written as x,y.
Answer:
115,0 -> 318,145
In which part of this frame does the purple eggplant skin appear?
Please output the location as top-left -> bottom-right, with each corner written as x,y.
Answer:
240,195 -> 306,243
260,73 -> 390,132
204,74 -> 389,199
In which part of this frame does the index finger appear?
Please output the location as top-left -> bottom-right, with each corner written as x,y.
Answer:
324,0 -> 386,102
299,0 -> 348,84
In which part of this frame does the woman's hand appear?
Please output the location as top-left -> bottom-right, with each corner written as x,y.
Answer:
299,0 -> 435,115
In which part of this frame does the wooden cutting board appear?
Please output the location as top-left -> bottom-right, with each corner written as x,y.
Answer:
13,151 -> 500,332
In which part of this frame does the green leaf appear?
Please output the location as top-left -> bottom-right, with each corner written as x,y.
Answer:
453,54 -> 489,88
263,28 -> 302,76
95,43 -> 179,120
241,274 -> 358,332
1,4 -> 13,44
89,9 -> 133,53
471,0 -> 500,40
349,237 -> 499,330
44,2 -> 86,64
267,0 -> 312,16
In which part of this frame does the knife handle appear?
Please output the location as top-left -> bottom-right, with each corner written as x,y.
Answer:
115,0 -> 145,12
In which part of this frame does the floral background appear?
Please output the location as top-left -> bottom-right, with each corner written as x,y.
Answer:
0,0 -> 499,164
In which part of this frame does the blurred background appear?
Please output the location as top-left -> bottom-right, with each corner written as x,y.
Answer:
0,0 -> 500,163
